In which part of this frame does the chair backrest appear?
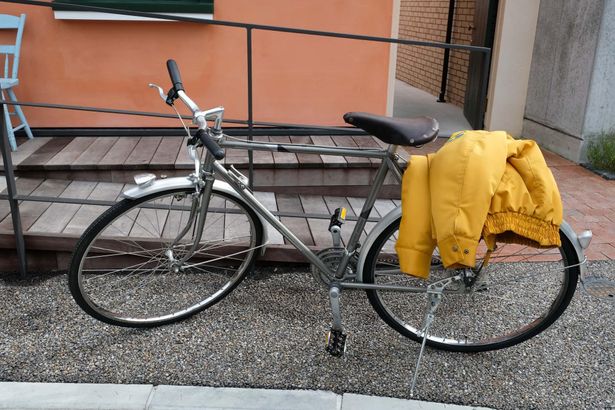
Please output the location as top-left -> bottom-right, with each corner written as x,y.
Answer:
0,14 -> 26,79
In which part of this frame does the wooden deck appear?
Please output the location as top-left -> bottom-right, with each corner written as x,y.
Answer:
0,176 -> 401,271
0,135 -> 440,197
0,135 -> 400,169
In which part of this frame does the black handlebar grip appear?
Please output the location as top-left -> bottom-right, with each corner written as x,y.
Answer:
166,59 -> 184,92
196,129 -> 225,160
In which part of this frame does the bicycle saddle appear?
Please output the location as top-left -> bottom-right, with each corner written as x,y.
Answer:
343,112 -> 439,147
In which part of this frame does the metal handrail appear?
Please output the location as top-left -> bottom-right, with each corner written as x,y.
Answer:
0,99 -> 370,133
0,0 -> 492,276
4,0 -> 491,53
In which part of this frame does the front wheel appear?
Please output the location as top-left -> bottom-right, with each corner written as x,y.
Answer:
363,217 -> 579,352
69,187 -> 263,327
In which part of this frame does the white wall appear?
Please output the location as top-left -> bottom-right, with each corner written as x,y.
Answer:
484,0 -> 540,135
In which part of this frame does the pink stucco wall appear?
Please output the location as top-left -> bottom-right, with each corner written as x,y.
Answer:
0,1 -> 394,128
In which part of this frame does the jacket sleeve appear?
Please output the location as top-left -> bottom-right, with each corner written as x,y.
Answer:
395,155 -> 436,278
506,138 -> 563,227
482,137 -> 563,248
428,131 -> 508,268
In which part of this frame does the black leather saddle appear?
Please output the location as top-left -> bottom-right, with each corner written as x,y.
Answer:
343,112 -> 439,147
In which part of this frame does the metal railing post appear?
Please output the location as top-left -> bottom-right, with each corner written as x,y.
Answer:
438,0 -> 456,103
246,26 -> 254,190
0,103 -> 28,277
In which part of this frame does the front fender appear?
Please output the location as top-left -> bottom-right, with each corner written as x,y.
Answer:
121,176 -> 269,252
122,176 -> 198,199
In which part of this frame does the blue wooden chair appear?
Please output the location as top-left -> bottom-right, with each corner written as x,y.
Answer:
0,14 -> 33,151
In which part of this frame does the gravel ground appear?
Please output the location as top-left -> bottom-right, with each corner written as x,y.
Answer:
0,261 -> 613,409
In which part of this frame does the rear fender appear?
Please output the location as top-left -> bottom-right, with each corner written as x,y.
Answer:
355,208 -> 588,280
560,221 -> 589,278
355,207 -> 402,282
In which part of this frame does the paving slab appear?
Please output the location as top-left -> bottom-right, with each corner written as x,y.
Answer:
149,386 -> 341,410
0,382 -> 153,410
342,393 -> 493,410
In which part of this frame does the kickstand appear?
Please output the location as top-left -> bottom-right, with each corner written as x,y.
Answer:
410,277 -> 452,397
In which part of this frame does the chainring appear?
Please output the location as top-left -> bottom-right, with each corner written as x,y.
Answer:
311,247 -> 358,287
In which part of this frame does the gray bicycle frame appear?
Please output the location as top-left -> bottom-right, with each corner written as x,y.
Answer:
194,136 -> 405,283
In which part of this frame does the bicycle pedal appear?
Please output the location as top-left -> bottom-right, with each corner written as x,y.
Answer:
325,329 -> 347,357
328,208 -> 347,248
328,207 -> 347,231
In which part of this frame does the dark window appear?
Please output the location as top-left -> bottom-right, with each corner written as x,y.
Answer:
53,1 -> 214,13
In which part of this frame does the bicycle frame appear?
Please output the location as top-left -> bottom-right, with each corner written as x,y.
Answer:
212,137 -> 404,281
122,133 -> 443,293
129,135 -> 403,284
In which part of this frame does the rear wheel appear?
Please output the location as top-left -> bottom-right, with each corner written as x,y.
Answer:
363,217 -> 579,352
69,187 -> 263,327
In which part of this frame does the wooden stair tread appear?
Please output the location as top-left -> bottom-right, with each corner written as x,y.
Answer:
0,178 -> 398,268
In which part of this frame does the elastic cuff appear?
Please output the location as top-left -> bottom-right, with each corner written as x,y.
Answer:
483,212 -> 561,247
395,245 -> 433,279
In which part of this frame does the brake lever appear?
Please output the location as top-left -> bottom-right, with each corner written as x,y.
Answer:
148,83 -> 168,103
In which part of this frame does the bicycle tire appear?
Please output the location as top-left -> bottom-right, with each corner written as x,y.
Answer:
69,187 -> 263,328
363,216 -> 579,352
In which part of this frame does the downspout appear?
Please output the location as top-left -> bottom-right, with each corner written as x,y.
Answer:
438,0 -> 456,102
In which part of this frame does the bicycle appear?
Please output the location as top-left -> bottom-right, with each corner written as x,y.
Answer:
68,60 -> 592,367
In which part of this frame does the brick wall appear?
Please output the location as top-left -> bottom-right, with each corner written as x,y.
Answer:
396,0 -> 475,107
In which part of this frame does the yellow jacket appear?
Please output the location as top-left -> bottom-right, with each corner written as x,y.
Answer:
395,130 -> 562,278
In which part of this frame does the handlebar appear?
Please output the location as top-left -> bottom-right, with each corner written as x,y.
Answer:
195,129 -> 225,160
165,59 -> 225,161
166,59 -> 184,92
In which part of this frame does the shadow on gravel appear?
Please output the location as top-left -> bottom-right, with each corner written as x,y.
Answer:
0,262 -> 307,286
0,270 -> 66,286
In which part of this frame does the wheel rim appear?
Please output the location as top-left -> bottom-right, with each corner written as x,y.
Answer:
367,220 -> 577,349
76,189 -> 259,325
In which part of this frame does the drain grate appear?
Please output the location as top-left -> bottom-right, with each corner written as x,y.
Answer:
582,277 -> 615,301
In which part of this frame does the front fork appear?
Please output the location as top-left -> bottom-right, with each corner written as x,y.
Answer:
168,149 -> 218,265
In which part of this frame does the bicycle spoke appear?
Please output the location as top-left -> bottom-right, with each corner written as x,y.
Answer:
87,245 -> 163,259
186,265 -> 233,280
481,264 -> 565,288
83,262 -> 166,299
82,258 -> 160,279
185,244 -> 266,269
70,188 -> 261,325
363,218 -> 578,351
469,292 -> 541,317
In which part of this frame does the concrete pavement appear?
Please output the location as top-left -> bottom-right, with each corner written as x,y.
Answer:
0,382 -> 493,410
